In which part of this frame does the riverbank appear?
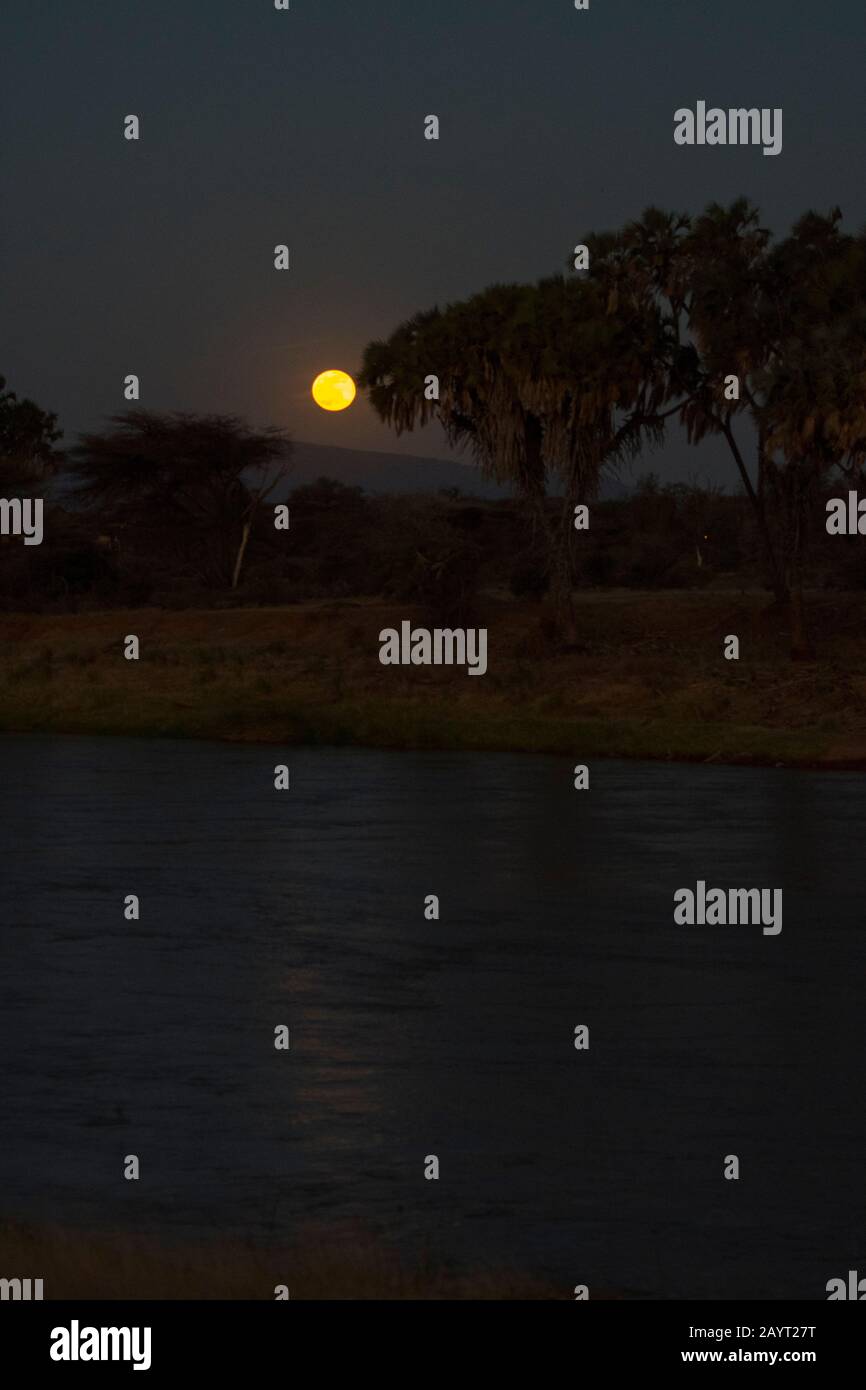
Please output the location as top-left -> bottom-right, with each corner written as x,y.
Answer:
0,1219 -> 558,1300
1,592 -> 864,768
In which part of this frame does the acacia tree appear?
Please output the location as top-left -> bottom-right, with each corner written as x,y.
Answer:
68,411 -> 292,589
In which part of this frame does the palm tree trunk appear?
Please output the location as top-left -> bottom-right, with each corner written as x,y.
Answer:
518,416 -> 575,639
552,491 -> 579,644
721,421 -> 788,605
787,474 -> 815,661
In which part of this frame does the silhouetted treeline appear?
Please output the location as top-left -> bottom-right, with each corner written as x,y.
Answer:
2,474 -> 862,617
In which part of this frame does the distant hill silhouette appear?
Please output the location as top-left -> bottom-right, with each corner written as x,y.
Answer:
284,442 -> 508,497
52,438 -> 627,505
282,442 -> 628,500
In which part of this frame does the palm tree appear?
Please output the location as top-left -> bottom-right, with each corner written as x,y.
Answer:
754,217 -> 866,655
360,287 -> 548,496
360,277 -> 671,636
361,204 -> 866,656
521,273 -> 674,622
682,204 -> 866,655
580,203 -> 791,607
360,286 -> 559,612
679,201 -> 789,605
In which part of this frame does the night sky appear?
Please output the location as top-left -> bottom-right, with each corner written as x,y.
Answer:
3,0 -> 865,483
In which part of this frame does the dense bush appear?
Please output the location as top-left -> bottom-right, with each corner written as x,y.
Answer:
0,476 -> 858,613
508,556 -> 549,601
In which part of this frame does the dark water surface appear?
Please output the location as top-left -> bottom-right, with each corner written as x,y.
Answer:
1,734 -> 864,1298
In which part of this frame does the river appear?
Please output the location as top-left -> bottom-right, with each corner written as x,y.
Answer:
1,734 -> 864,1298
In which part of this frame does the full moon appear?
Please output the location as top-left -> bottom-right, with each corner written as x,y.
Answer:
312,369 -> 356,412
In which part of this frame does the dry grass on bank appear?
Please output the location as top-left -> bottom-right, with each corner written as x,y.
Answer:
0,1219 -> 559,1300
0,591 -> 864,767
